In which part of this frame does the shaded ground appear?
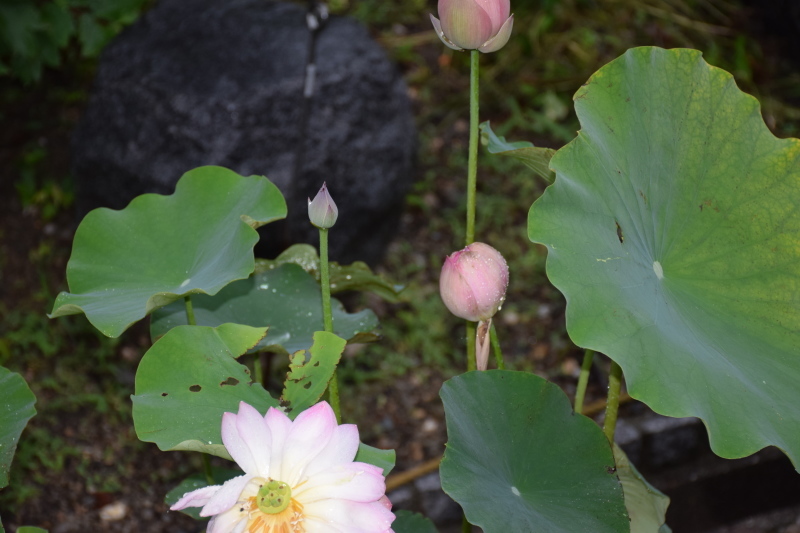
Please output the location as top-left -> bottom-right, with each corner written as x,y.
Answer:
2,0 -> 800,531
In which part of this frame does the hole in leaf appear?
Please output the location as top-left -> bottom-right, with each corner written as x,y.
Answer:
189,385 -> 202,392
161,392 -> 168,397
303,382 -> 312,389
220,377 -> 240,387
615,221 -> 624,243
313,361 -> 320,367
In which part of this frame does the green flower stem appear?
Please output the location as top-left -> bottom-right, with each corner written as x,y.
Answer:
490,322 -> 504,370
462,514 -> 472,533
574,349 -> 594,414
319,227 -> 341,423
464,50 -> 480,371
466,49 -> 480,245
187,295 -> 215,485
202,452 -> 214,486
254,353 -> 264,387
466,321 -> 477,372
184,295 -> 196,326
603,361 -> 623,442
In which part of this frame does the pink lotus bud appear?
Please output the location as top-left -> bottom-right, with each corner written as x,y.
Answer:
308,182 -> 338,229
430,0 -> 514,53
439,242 -> 509,322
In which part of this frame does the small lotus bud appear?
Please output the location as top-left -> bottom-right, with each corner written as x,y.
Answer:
430,0 -> 514,53
439,242 -> 509,322
308,183 -> 338,229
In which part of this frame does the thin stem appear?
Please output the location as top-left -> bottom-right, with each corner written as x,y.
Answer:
184,295 -> 196,326
319,228 -> 334,333
254,354 -> 264,387
462,514 -> 472,533
603,361 -> 623,442
574,349 -> 594,414
489,322 -> 504,369
465,49 -> 480,246
202,452 -> 214,485
319,227 -> 341,423
466,321 -> 477,372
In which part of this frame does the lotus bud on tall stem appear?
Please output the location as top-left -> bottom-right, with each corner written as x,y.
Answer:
440,242 -> 509,370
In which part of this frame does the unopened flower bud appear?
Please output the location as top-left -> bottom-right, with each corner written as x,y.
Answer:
430,0 -> 514,53
308,183 -> 338,229
439,242 -> 509,322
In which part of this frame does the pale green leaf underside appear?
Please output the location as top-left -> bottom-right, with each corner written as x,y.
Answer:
50,166 -> 287,337
614,444 -> 670,532
150,264 -> 380,355
440,371 -> 628,533
528,47 -> 800,466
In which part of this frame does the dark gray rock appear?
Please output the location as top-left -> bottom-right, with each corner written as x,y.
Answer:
72,0 -> 415,265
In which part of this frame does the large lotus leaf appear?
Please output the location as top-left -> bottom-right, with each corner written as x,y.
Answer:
614,444 -> 670,533
528,47 -> 800,466
132,323 -> 279,459
255,244 -> 404,302
50,166 -> 287,337
150,264 -> 380,355
440,370 -> 628,533
0,366 -> 37,488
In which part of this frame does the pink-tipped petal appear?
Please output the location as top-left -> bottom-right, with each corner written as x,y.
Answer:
478,14 -> 513,53
199,474 -> 254,517
304,423 -> 360,476
233,402 -> 272,476
170,484 -> 220,510
281,402 -> 337,484
294,462 -> 386,503
439,0 -> 494,50
476,0 -> 510,33
430,14 -> 465,51
264,407 -> 293,479
304,498 -> 395,532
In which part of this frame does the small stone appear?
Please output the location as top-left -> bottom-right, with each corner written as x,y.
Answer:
99,501 -> 128,521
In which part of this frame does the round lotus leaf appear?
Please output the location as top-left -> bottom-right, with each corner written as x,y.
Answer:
0,366 -> 37,488
50,166 -> 287,337
440,370 -> 628,533
150,264 -> 379,355
528,47 -> 800,466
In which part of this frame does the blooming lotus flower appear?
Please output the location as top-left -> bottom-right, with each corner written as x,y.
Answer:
171,401 -> 394,532
440,242 -> 509,370
308,182 -> 338,229
430,0 -> 514,53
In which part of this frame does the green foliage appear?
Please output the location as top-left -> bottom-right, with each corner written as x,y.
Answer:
392,510 -> 439,533
529,47 -> 800,466
0,0 -> 149,84
480,121 -> 556,183
440,371 -> 628,532
0,367 -> 37,488
281,331 -> 347,417
132,324 -> 278,459
151,265 -> 380,355
50,166 -> 287,337
354,443 -> 396,477
255,244 -> 404,303
614,444 -> 671,533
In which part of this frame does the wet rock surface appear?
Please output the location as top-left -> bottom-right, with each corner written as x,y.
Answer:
72,0 -> 415,265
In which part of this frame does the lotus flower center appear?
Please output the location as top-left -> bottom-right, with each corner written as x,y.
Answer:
256,479 -> 291,514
